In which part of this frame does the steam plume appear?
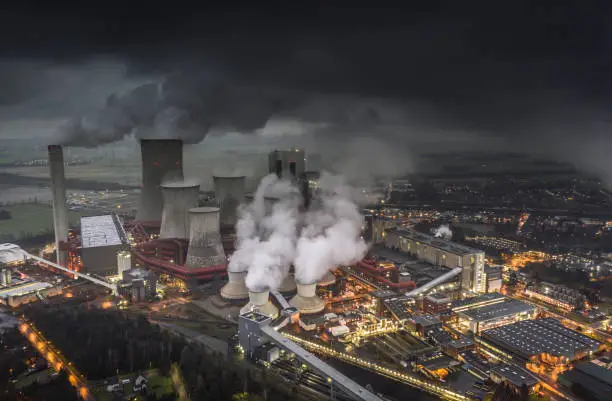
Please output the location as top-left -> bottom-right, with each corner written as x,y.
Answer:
230,174 -> 302,292
433,224 -> 453,240
293,172 -> 368,284
57,74 -> 299,147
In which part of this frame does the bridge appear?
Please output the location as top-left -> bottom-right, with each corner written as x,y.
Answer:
27,253 -> 117,295
405,267 -> 462,297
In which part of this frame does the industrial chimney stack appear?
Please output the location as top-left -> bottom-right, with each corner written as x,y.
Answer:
159,182 -> 200,239
213,176 -> 246,232
136,139 -> 184,222
48,145 -> 68,266
185,207 -> 226,268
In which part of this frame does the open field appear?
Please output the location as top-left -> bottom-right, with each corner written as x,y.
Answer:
0,203 -> 89,239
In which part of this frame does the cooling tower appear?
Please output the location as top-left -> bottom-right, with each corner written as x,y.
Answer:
48,145 -> 68,266
278,272 -> 297,294
240,290 -> 279,318
263,196 -> 280,215
136,139 -> 184,222
185,207 -> 226,268
220,271 -> 249,301
213,176 -> 246,230
318,270 -> 337,287
289,283 -> 325,314
159,182 -> 200,239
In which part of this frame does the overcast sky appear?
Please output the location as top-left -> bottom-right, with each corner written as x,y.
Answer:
1,2 -> 612,181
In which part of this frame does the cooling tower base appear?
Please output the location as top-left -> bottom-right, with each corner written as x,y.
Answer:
317,271 -> 337,287
289,295 -> 325,314
220,271 -> 249,301
278,274 -> 297,294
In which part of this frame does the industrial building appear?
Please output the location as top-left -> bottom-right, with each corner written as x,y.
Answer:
119,269 -> 157,303
558,357 -> 612,401
268,148 -> 305,180
524,282 -> 585,311
423,293 -> 453,315
483,266 -> 502,293
489,364 -> 540,395
80,214 -> 130,276
480,318 -> 604,365
383,228 -> 485,294
0,243 -> 27,266
455,296 -> 537,334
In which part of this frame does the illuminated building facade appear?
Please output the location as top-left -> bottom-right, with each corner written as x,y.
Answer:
524,282 -> 585,311
423,293 -> 452,315
455,296 -> 537,334
383,228 -> 485,294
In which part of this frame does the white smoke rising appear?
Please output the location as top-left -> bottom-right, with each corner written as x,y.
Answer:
433,224 -> 453,240
230,174 -> 302,292
293,172 -> 369,284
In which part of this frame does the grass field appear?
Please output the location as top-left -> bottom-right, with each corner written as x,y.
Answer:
0,203 -> 88,239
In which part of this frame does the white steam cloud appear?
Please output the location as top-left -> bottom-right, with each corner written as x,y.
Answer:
293,172 -> 368,285
433,224 -> 453,240
230,174 -> 302,292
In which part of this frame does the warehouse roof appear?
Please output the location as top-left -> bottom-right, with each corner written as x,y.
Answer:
81,215 -> 126,249
459,298 -> 536,322
392,228 -> 483,255
0,243 -> 28,265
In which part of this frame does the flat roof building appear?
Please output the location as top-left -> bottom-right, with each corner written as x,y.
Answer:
80,214 -> 129,276
456,296 -> 537,334
481,318 -> 604,364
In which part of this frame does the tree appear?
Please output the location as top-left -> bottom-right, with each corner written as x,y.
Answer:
507,271 -> 519,287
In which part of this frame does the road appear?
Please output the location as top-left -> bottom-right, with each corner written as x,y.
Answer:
19,320 -> 94,401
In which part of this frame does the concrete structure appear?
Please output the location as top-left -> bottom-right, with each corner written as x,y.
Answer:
48,145 -> 68,266
524,282 -> 585,311
117,251 -> 132,276
481,318 -> 604,364
220,271 -> 249,301
80,214 -> 129,276
185,207 -> 226,268
268,148 -> 305,180
1,268 -> 12,286
0,243 -> 28,266
278,272 -> 297,294
290,282 -> 325,314
484,266 -> 503,293
240,290 -> 279,318
423,293 -> 452,315
317,270 -> 336,287
490,364 -> 540,395
121,269 -> 157,301
384,228 -> 485,294
159,182 -> 200,239
238,311 -> 384,401
213,176 -> 246,231
300,170 -> 320,209
456,296 -> 537,334
136,139 -> 183,222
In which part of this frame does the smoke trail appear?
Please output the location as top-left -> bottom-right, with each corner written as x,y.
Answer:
293,172 -> 368,284
57,74 -> 300,147
230,174 -> 302,292
432,224 -> 453,240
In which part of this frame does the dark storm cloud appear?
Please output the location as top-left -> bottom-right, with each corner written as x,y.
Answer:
1,2 -> 612,181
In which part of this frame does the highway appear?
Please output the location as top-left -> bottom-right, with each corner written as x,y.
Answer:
19,320 -> 94,401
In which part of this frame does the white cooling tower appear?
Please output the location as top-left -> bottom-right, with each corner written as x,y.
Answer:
220,271 -> 249,301
317,270 -> 337,287
240,290 -> 279,318
185,207 -> 226,268
159,182 -> 200,239
278,272 -> 297,294
48,145 -> 68,266
213,176 -> 246,230
136,139 -> 184,222
289,283 -> 325,314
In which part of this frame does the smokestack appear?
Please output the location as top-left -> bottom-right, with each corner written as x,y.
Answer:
278,272 -> 297,294
213,176 -> 246,232
317,270 -> 337,287
136,139 -> 183,221
220,271 -> 249,301
239,290 -> 279,318
159,182 -> 200,239
289,282 -> 325,314
185,207 -> 226,268
48,145 -> 68,266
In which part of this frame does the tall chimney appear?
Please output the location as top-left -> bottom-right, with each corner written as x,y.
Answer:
240,290 -> 279,318
185,207 -> 226,268
159,182 -> 200,239
213,176 -> 246,231
136,139 -> 183,222
48,145 -> 68,266
289,282 -> 325,314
